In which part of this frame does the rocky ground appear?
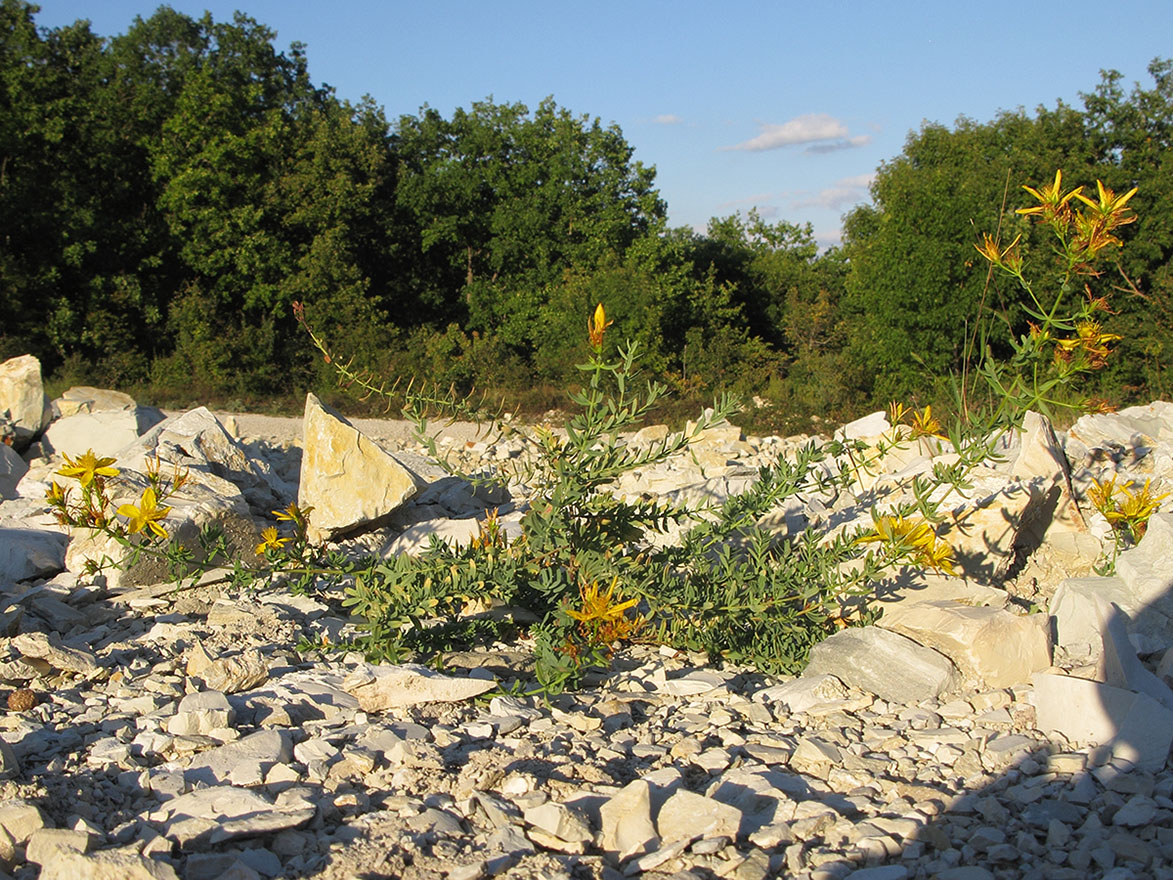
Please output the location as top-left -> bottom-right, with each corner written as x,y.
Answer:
1,360 -> 1173,880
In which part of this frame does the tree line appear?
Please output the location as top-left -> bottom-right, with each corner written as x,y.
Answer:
2,1 -> 1170,422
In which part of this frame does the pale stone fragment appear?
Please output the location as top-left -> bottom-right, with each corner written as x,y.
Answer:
1032,672 -> 1173,772
656,789 -> 742,845
804,626 -> 960,704
342,663 -> 496,712
877,600 -> 1051,688
299,393 -> 420,542
0,355 -> 51,450
597,779 -> 657,858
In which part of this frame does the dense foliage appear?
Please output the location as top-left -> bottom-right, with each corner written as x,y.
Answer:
2,1 -> 1171,421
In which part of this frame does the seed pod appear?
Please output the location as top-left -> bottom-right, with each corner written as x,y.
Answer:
7,689 -> 36,712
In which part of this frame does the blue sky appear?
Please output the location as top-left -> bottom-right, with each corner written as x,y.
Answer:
32,1 -> 1173,247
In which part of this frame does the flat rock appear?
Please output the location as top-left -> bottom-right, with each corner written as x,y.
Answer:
153,785 -> 315,846
0,444 -> 28,500
182,730 -> 292,787
42,408 -> 165,461
342,663 -> 497,712
38,849 -> 180,880
804,625 -> 960,703
0,523 -> 67,582
656,788 -> 742,844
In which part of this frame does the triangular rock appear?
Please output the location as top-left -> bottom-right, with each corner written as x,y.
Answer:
298,393 -> 420,543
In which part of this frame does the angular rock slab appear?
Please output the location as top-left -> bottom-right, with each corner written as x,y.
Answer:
122,406 -> 276,509
0,444 -> 28,500
153,785 -> 315,847
42,408 -> 165,461
1032,672 -> 1173,772
342,663 -> 497,712
0,355 -> 51,450
38,849 -> 179,880
804,625 -> 960,703
598,779 -> 657,858
299,393 -> 420,543
878,600 -> 1051,688
1051,513 -> 1173,658
0,524 -> 67,583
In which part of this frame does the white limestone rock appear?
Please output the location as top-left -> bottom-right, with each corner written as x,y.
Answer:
52,386 -> 137,418
166,690 -> 234,736
1032,671 -> 1173,772
1051,514 -> 1173,658
877,600 -> 1051,688
0,444 -> 28,500
597,779 -> 658,858
42,408 -> 165,461
38,849 -> 179,880
299,393 -> 421,543
656,788 -> 742,845
0,522 -> 67,583
0,355 -> 51,450
122,406 -> 277,509
343,663 -> 497,712
804,625 -> 961,703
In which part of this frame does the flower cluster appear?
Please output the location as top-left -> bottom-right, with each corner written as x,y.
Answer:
856,512 -> 956,575
1088,475 -> 1168,544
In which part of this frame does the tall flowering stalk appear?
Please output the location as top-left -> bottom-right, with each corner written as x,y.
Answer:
974,170 -> 1136,422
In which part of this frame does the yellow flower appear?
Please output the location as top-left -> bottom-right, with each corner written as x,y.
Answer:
566,576 -> 638,625
117,487 -> 171,539
1056,320 -> 1122,368
857,513 -> 956,574
1074,179 -> 1138,229
255,526 -> 290,556
587,302 -> 613,351
56,450 -> 119,487
274,502 -> 313,526
1016,169 -> 1083,222
909,405 -> 946,440
974,233 -> 1023,271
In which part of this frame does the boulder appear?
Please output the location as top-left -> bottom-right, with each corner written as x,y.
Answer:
877,600 -> 1051,688
804,625 -> 960,703
299,393 -> 421,543
0,355 -> 51,450
52,386 -> 137,417
1050,513 -> 1173,659
935,475 -> 1059,583
121,407 -> 278,510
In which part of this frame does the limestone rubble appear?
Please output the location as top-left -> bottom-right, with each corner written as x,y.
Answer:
0,356 -> 1171,878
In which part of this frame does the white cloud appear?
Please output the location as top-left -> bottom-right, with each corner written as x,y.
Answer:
793,174 -> 874,210
652,113 -> 683,125
723,113 -> 849,151
804,134 -> 872,154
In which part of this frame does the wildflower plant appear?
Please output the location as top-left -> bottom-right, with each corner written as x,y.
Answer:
46,451 -> 188,575
974,170 -> 1135,421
